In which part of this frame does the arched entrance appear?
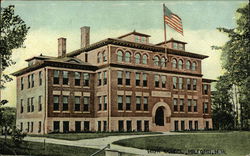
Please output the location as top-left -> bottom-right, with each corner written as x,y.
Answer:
155,107 -> 164,126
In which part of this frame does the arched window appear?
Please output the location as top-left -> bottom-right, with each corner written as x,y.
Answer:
186,61 -> 191,70
142,54 -> 148,64
135,53 -> 141,64
161,57 -> 166,67
125,52 -> 131,63
103,51 -> 107,62
154,56 -> 160,66
97,53 -> 102,63
178,60 -> 183,69
192,62 -> 197,71
172,59 -> 177,68
117,50 -> 123,62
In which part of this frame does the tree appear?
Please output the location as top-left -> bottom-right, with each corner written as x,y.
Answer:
212,3 -> 249,130
0,4 -> 30,101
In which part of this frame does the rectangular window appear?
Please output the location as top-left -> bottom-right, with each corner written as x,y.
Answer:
39,71 -> 42,86
63,121 -> 69,133
117,71 -> 123,85
63,71 -> 69,85
75,72 -> 81,86
195,121 -> 198,130
126,120 -> 132,132
83,97 -> 90,111
135,73 -> 140,86
98,72 -> 102,86
103,71 -> 107,85
38,96 -> 42,111
173,98 -> 178,112
161,76 -> 166,88
20,99 -> 24,113
103,121 -> 107,132
118,120 -> 124,132
181,120 -> 185,131
83,73 -> 89,86
125,72 -> 131,85
31,74 -> 34,87
203,84 -> 208,94
193,100 -> 197,112
31,97 -> 34,112
144,120 -> 149,132
53,121 -> 60,132
174,120 -> 179,131
20,122 -> 23,132
62,96 -> 68,111
104,96 -> 107,110
136,96 -> 141,110
179,77 -> 183,89
27,122 -> 30,132
137,120 -> 142,132
31,122 -> 33,132
187,78 -> 191,90
180,99 -> 184,112
118,96 -> 123,110
97,121 -> 102,132
84,121 -> 90,131
173,77 -> 177,89
27,98 -> 30,112
189,121 -> 193,130
193,79 -> 197,90
143,97 -> 148,111
126,96 -> 131,110
98,96 -> 102,111
75,121 -> 81,132
38,121 -> 41,133
203,102 -> 208,113
188,99 -> 192,112
154,75 -> 159,88
28,75 -> 31,88
53,70 -> 59,84
143,73 -> 147,87
74,96 -> 81,111
21,77 -> 24,90
205,121 -> 209,129
53,96 -> 59,111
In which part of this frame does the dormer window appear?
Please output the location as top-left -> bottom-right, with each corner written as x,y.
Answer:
173,43 -> 178,49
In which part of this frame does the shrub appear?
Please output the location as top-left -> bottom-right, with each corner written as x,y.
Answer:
11,127 -> 26,147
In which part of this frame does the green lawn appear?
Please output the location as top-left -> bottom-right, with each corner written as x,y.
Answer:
0,138 -> 104,156
29,132 -> 162,140
113,131 -> 250,156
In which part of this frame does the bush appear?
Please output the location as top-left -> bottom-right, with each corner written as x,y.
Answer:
11,127 -> 26,147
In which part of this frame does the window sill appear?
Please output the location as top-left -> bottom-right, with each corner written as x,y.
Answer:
62,85 -> 70,87
74,111 -> 82,113
83,111 -> 90,113
118,110 -> 125,112
125,110 -> 132,112
62,111 -> 70,113
52,111 -> 60,113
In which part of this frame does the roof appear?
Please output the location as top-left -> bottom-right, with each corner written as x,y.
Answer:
156,38 -> 187,45
12,57 -> 96,76
117,31 -> 151,39
67,38 -> 208,59
25,55 -> 56,61
202,78 -> 217,83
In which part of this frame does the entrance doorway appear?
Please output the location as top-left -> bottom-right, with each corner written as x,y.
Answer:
155,107 -> 164,126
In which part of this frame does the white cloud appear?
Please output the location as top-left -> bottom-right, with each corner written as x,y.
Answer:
2,28 -> 228,107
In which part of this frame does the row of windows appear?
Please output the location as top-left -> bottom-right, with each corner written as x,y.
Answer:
53,70 -> 90,86
97,71 -> 107,86
174,120 -> 210,131
118,120 -> 149,132
20,121 -> 42,133
53,95 -> 90,112
20,96 -> 42,113
172,58 -> 197,71
117,95 -> 148,111
172,77 -> 197,90
20,71 -> 42,90
98,96 -> 107,111
97,51 -> 107,63
173,99 -> 197,112
53,121 -> 90,132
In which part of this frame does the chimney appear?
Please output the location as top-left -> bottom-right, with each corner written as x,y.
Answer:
81,26 -> 90,48
58,37 -> 66,57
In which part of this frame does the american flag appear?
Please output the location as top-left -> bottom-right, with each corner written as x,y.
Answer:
164,5 -> 183,35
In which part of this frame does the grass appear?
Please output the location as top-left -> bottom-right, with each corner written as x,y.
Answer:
0,138 -> 104,156
29,131 -> 162,140
113,131 -> 250,156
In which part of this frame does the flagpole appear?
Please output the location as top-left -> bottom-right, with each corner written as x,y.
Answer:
163,4 -> 168,60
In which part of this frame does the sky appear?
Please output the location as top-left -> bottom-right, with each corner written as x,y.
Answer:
1,0 -> 247,107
